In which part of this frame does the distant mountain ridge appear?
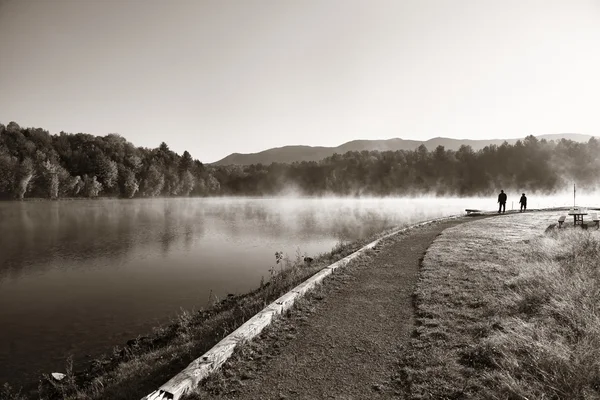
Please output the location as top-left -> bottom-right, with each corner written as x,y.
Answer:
212,134 -> 593,166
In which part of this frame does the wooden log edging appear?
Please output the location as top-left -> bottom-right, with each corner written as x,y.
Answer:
141,214 -> 463,400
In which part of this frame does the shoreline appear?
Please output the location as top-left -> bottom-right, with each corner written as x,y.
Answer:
187,217 -> 476,399
3,218 -> 448,400
182,211 -> 600,399
4,194 -> 600,205
141,215 -> 468,400
3,208 -> 594,399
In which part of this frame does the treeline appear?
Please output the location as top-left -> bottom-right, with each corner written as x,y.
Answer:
0,121 -> 220,199
212,135 -> 600,196
1,121 -> 599,199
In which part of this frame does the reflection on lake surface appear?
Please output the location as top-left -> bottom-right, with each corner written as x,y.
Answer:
0,196 -> 585,386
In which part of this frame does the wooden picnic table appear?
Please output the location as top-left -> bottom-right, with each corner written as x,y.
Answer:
568,210 -> 587,226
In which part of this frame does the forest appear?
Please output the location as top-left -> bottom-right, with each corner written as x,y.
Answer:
1,121 -> 599,199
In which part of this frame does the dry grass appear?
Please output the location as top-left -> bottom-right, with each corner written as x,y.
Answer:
6,224 -> 408,400
397,212 -> 600,399
2,383 -> 28,400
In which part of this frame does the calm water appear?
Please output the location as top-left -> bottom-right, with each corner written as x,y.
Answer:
0,195 -> 587,386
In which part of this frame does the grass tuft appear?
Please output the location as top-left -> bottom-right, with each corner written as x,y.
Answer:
2,383 -> 28,400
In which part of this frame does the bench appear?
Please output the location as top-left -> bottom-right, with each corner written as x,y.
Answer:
465,209 -> 482,215
593,213 -> 599,229
558,215 -> 566,228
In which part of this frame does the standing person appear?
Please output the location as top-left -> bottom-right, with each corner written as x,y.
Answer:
498,190 -> 507,214
519,193 -> 527,212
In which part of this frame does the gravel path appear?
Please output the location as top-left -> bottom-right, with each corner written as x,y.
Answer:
188,218 -> 477,400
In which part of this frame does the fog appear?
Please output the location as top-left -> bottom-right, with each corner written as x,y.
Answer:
0,193 -> 597,387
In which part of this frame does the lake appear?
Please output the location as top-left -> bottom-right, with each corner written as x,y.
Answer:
0,195 -> 588,386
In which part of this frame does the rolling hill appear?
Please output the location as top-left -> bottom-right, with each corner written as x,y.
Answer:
212,134 -> 593,166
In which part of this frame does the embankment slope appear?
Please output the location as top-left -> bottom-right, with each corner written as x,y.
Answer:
188,218 -> 477,399
189,212 -> 599,399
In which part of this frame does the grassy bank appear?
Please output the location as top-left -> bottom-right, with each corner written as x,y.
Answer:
397,212 -> 600,399
2,221 -> 417,400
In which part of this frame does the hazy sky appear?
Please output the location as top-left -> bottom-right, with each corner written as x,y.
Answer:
1,0 -> 599,163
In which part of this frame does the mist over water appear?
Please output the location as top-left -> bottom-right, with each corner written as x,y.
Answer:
0,194 -> 597,386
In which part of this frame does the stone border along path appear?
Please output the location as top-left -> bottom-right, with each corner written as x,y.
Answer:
142,214 -> 470,400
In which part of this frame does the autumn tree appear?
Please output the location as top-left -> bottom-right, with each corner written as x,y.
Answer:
82,175 -> 103,197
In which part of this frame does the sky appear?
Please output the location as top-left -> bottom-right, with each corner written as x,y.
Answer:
1,0 -> 599,163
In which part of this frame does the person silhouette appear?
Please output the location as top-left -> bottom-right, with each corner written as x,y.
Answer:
498,190 -> 507,214
519,193 -> 527,212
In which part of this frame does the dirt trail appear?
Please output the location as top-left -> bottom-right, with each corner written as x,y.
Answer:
189,218 -> 477,400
